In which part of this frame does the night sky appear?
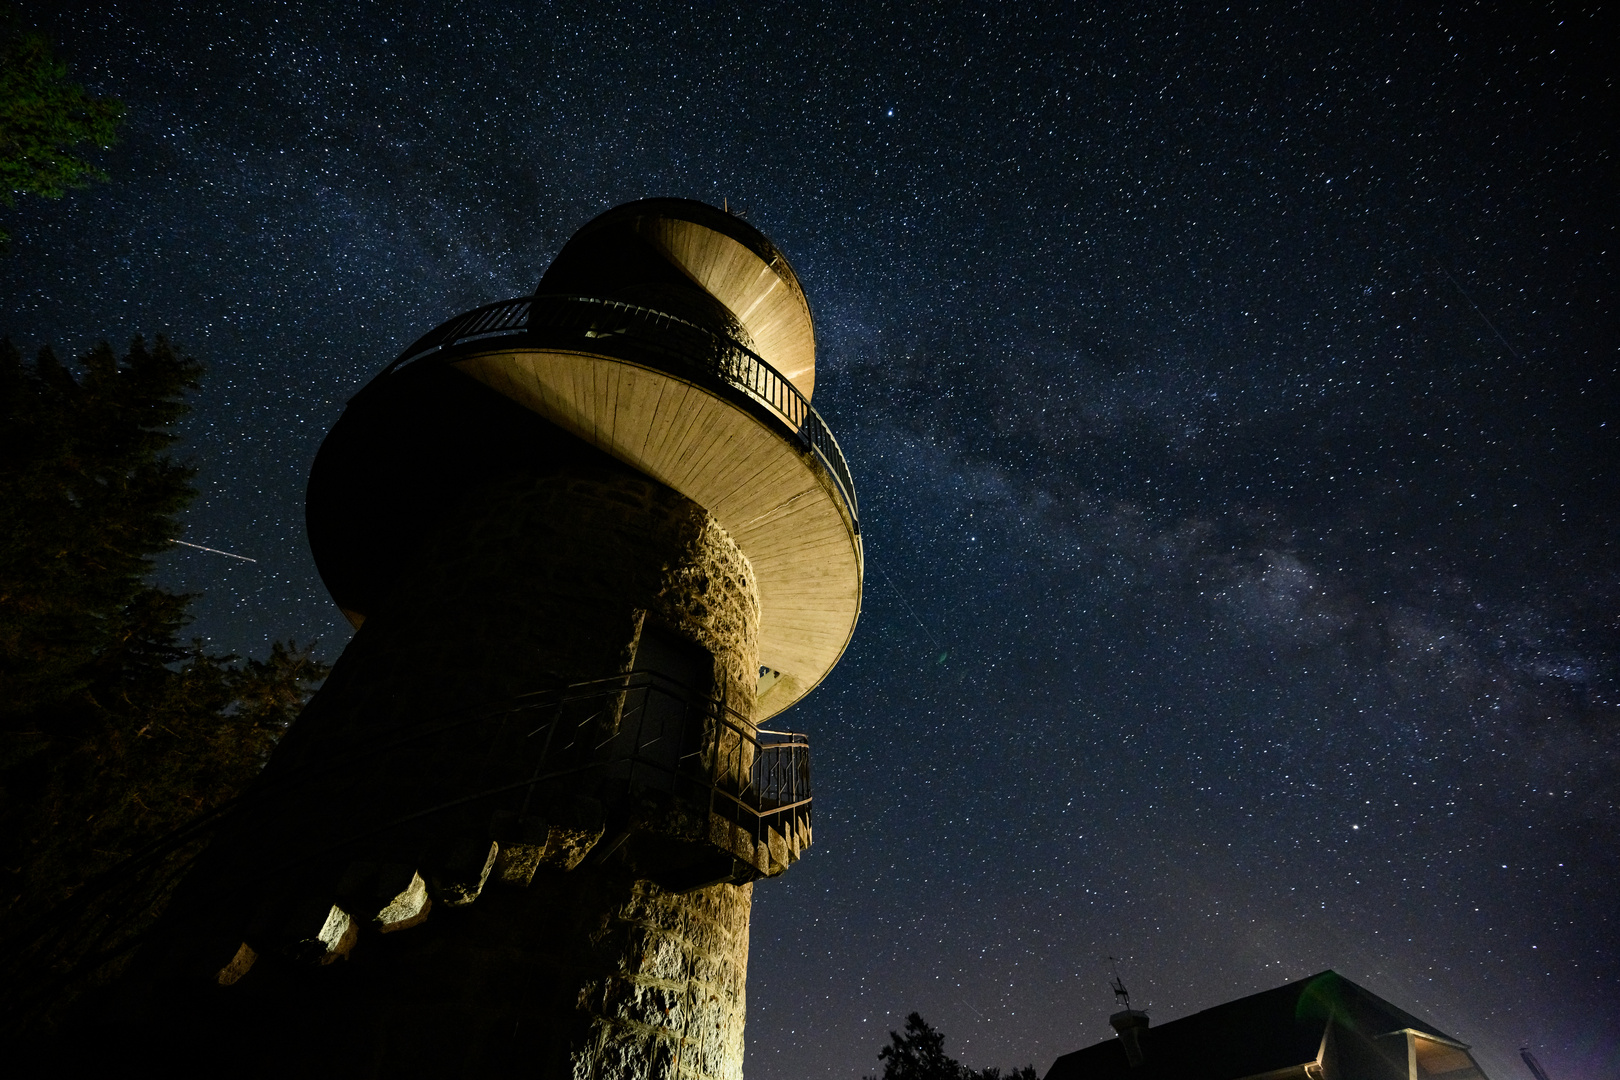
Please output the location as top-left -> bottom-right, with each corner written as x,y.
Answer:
3,3 -> 1616,1077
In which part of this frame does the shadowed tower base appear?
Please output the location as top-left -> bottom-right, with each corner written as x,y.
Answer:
101,451 -> 762,1079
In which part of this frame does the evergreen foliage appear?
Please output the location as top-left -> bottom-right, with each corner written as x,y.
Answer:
0,14 -> 125,247
0,336 -> 328,927
868,1012 -> 1039,1080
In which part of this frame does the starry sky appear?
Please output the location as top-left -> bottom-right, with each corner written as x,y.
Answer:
3,2 -> 1616,1077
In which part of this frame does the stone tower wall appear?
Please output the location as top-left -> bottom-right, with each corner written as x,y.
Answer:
105,453 -> 765,1079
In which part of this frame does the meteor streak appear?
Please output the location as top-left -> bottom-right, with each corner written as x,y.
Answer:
169,538 -> 257,563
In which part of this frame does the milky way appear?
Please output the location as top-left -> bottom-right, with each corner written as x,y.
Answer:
3,3 -> 1615,1077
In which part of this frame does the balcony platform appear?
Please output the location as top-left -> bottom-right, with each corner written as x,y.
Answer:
394,291 -> 861,720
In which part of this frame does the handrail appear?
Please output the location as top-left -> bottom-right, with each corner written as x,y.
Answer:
379,295 -> 860,533
0,670 -> 812,999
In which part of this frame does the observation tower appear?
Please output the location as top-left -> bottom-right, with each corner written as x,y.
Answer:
108,199 -> 861,1078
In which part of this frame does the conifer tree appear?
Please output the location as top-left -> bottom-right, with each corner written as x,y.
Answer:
0,336 -> 328,927
867,1013 -> 1039,1080
0,15 -> 125,248
872,1013 -> 966,1080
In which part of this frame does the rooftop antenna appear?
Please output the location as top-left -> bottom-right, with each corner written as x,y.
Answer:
1108,957 -> 1132,1010
1106,957 -> 1149,1068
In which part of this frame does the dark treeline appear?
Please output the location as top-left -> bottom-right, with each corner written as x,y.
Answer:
0,336 -> 328,929
868,1012 -> 1039,1080
0,11 -> 325,1028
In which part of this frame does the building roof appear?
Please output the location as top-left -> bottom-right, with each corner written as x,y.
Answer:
1043,971 -> 1462,1080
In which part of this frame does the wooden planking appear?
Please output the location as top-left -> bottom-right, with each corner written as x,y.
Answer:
590,359 -> 612,446
454,349 -> 860,718
737,508 -> 847,550
709,452 -> 811,527
639,218 -> 817,401
618,361 -> 666,465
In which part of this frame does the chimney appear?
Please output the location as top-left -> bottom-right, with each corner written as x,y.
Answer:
1110,1009 -> 1149,1068
1106,966 -> 1149,1068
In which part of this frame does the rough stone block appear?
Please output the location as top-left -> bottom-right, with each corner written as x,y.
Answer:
375,869 -> 432,933
214,941 -> 257,987
491,802 -> 607,885
584,1020 -> 678,1080
335,862 -> 433,933
624,925 -> 688,982
492,839 -> 544,888
283,902 -> 357,965
601,975 -> 687,1031
429,837 -> 499,906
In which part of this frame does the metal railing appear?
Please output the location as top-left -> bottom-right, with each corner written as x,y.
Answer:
535,670 -> 814,848
381,294 -> 860,532
0,672 -> 811,1022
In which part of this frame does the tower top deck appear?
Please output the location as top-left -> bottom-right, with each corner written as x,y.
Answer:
308,200 -> 861,720
541,198 -> 818,401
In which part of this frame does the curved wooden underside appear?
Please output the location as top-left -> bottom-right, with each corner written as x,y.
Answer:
452,346 -> 862,720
